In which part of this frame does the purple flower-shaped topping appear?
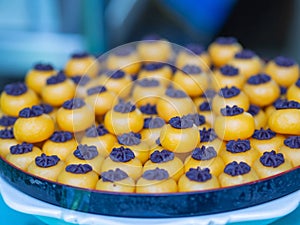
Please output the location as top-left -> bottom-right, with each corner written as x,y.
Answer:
39,103 -> 54,114
19,105 -> 44,118
199,128 -> 218,142
71,52 -> 89,58
66,164 -> 93,174
140,103 -> 157,115
274,99 -> 300,110
85,124 -> 108,137
46,71 -> 66,85
186,167 -> 212,182
136,78 -> 160,87
10,142 -> 33,154
220,65 -> 239,76
219,86 -> 240,98
224,161 -> 251,176
117,132 -> 141,146
182,65 -> 202,75
71,75 -> 90,86
101,168 -> 129,182
182,113 -> 205,126
280,86 -> 287,95
247,104 -> 260,116
192,146 -> 217,160
252,128 -> 276,140
150,150 -> 174,163
50,131 -> 73,143
199,101 -> 211,111
110,70 -> 125,79
114,46 -> 135,56
185,43 -> 205,55
110,146 -> 135,162
284,136 -> 300,148
4,82 -> 27,96
221,105 -> 244,116
143,117 -> 165,129
62,98 -> 86,110
235,49 -> 256,59
0,116 -> 17,127
215,37 -> 237,45
201,89 -> 216,98
87,85 -> 107,96
35,153 -> 60,168
73,144 -> 99,160
247,74 -> 271,85
260,150 -> 284,168
274,56 -> 296,67
142,168 -> 169,180
34,63 -> 54,71
114,101 -> 136,113
142,63 -> 165,71
226,139 -> 251,153
165,88 -> 187,98
0,128 -> 14,139
169,116 -> 194,129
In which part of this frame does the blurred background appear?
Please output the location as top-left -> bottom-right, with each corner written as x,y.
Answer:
1,0 -> 300,82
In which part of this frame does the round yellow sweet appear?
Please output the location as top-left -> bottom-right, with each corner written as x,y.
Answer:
243,77 -> 280,107
27,159 -> 65,182
251,135 -> 285,154
178,173 -> 220,192
184,155 -> 224,177
81,133 -> 117,157
136,177 -> 177,193
104,108 -> 144,135
156,92 -> 196,122
65,151 -> 105,174
264,58 -> 299,87
176,50 -> 211,72
287,83 -> 300,102
219,146 -> 260,166
218,168 -> 259,187
85,88 -> 117,116
160,124 -> 200,153
42,138 -> 78,161
143,156 -> 184,181
131,80 -> 165,107
100,157 -> 143,180
113,142 -> 150,164
268,109 -> 300,135
65,54 -> 100,78
208,38 -> 242,67
41,79 -> 76,107
172,66 -> 209,97
6,146 -> 42,170
137,39 -> 172,63
212,90 -> 250,115
57,166 -> 99,189
0,138 -> 19,158
253,155 -> 292,179
95,176 -> 135,193
25,68 -> 56,94
138,65 -> 172,87
56,104 -> 94,133
14,114 -> 55,143
1,89 -> 39,117
214,112 -> 255,141
106,50 -> 141,75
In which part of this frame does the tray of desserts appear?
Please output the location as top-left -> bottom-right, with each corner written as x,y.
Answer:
0,36 -> 300,218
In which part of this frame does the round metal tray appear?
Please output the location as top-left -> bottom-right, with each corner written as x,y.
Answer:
0,157 -> 299,218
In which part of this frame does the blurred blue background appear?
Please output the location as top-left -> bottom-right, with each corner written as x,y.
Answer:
1,0 -> 299,81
